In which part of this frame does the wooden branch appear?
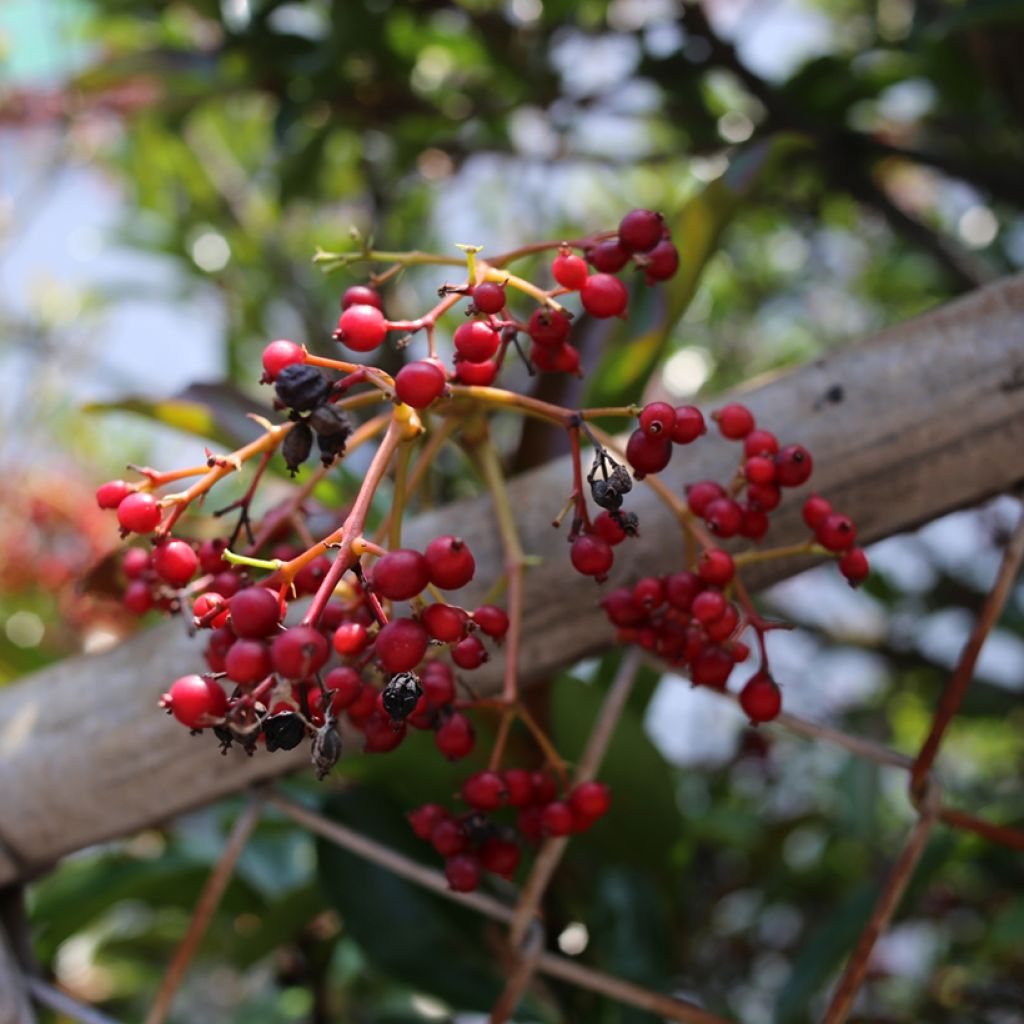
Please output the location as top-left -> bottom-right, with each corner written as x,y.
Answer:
1,274 -> 1024,885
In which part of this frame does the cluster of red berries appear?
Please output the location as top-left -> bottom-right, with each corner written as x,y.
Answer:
408,774 -> 611,891
91,210 -> 869,893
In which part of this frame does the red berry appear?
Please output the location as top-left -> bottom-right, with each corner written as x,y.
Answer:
198,539 -> 229,574
714,403 -> 755,440
802,494 -> 832,529
704,497 -> 743,537
618,208 -> 664,253
424,536 -> 475,590
117,492 -> 162,534
740,504 -> 770,540
395,361 -> 446,409
671,406 -> 706,444
451,634 -> 488,670
705,602 -> 739,642
472,281 -> 506,314
747,482 -> 782,511
775,445 -> 813,487
153,539 -> 198,588
587,238 -> 631,272
479,838 -> 521,879
408,803 -> 448,841
225,638 -> 272,685
435,712 -> 475,759
502,769 -> 535,807
422,602 -> 469,643
292,555 -> 330,596
122,547 -> 151,579
642,239 -> 679,282
163,675 -> 227,729
529,341 -> 580,375
816,513 -> 857,552
204,626 -> 236,672
228,587 -> 281,638
271,625 -> 330,678
625,428 -> 672,478
123,580 -> 153,614
517,806 -> 544,844
454,357 -> 499,386
698,549 -> 735,586
332,621 -> 369,656
744,456 -> 777,485
570,781 -> 611,819
581,273 -> 628,318
372,549 -> 431,601
532,772 -> 558,805
570,534 -> 614,579
421,663 -> 456,707
193,592 -> 229,628
363,712 -> 406,754
665,571 -> 702,611
633,576 -> 665,608
445,853 -> 481,892
692,589 -> 726,624
375,618 -> 429,673
552,249 -> 589,290
472,605 -> 509,639
454,320 -> 501,362
639,401 -> 676,437
212,570 -> 243,598
739,672 -> 782,724
540,800 -> 575,836
341,285 -> 382,310
261,339 -> 304,381
690,646 -> 734,688
96,479 -> 132,509
744,429 -> 778,457
686,480 -> 726,517
431,819 -> 467,857
462,770 -> 506,810
593,510 -> 629,545
839,547 -> 870,586
527,308 -> 572,347
324,666 -> 364,709
347,682 -> 379,724
336,304 -> 387,352
601,588 -> 645,627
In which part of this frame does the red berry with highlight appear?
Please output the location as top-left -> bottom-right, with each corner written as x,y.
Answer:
117,492 -> 162,534
372,549 -> 430,601
332,621 -> 370,656
96,479 -> 132,509
698,549 -> 735,586
714,403 -> 755,440
163,675 -> 227,729
229,587 -> 281,638
395,361 -> 446,409
581,273 -> 628,318
462,771 -> 506,811
479,838 -> 521,879
552,249 -> 589,290
422,603 -> 469,643
375,617 -> 429,673
570,781 -> 611,820
686,480 -> 726,517
541,800 -> 575,836
739,672 -> 781,724
671,406 -> 706,444
451,634 -> 488,670
408,804 -> 448,841
570,534 -> 614,579
839,547 -> 870,586
618,209 -> 664,253
816,513 -> 857,552
472,281 -> 506,314
527,308 -> 572,348
336,303 -> 387,352
802,494 -> 832,529
587,238 -> 630,273
431,819 -> 467,857
643,239 -> 679,282
341,285 -> 382,310
454,358 -> 498,386
626,428 -> 672,477
454,320 -> 501,362
502,769 -> 535,807
224,638 -> 272,685
261,339 -> 304,381
472,604 -> 509,639
775,445 -> 813,487
271,625 -> 330,678
639,401 -> 676,437
153,539 -> 198,588
424,536 -> 475,590
744,429 -> 778,457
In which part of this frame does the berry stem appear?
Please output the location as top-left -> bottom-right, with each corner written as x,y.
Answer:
474,434 -> 526,705
388,439 -> 414,551
486,230 -> 617,268
295,413 -> 406,628
313,246 -> 465,271
732,540 -> 822,566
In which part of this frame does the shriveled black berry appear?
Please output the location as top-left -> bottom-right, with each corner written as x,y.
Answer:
309,404 -> 352,437
462,812 -> 498,843
382,672 -> 422,722
275,364 -> 331,412
317,429 -> 348,466
312,718 -> 342,780
283,422 -> 313,475
612,510 -> 640,536
591,479 -> 622,511
263,711 -> 306,751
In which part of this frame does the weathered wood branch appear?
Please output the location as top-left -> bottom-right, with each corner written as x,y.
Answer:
0,274 -> 1022,888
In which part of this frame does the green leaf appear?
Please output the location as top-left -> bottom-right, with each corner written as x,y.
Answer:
85,382 -> 273,449
584,134 -> 807,410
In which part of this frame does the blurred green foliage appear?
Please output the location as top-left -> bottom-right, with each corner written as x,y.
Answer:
4,0 -> 1024,1021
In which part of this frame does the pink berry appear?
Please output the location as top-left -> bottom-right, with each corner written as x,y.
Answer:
96,479 -> 132,509
229,587 -> 282,638
551,249 -> 589,290
162,675 -> 227,729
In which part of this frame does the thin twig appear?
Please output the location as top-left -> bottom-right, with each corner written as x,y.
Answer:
144,795 -> 265,1024
26,978 -> 122,1024
937,805 -> 1024,852
911,504 -> 1024,795
822,786 -> 941,1024
266,792 -> 515,923
493,650 -> 644,1022
535,953 -> 731,1024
